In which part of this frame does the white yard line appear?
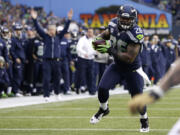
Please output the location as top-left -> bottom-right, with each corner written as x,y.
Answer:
155,102 -> 180,105
0,116 -> 178,119
1,107 -> 180,111
0,128 -> 169,132
160,98 -> 180,100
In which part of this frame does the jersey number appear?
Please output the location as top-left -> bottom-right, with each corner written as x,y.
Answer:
117,39 -> 127,52
37,46 -> 44,56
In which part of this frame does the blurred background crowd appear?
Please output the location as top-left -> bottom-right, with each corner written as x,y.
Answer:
133,0 -> 180,25
0,0 -> 179,101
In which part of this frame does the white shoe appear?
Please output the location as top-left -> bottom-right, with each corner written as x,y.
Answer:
64,91 -> 72,95
55,94 -> 62,101
15,93 -> 23,97
140,127 -> 149,132
50,91 -> 55,96
44,97 -> 50,102
90,115 -> 101,124
32,88 -> 37,93
26,93 -> 31,96
140,118 -> 149,132
90,107 -> 109,124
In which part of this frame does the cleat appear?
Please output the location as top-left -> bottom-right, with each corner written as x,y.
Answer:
44,97 -> 50,102
140,118 -> 149,132
55,94 -> 62,101
15,93 -> 23,97
90,107 -> 109,124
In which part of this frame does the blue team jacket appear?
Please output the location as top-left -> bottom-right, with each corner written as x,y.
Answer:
140,42 -> 151,66
10,37 -> 26,62
0,38 -> 9,63
0,68 -> 9,84
33,19 -> 71,59
60,38 -> 71,61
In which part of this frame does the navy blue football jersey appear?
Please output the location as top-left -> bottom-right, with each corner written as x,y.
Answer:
108,17 -> 144,71
34,39 -> 44,58
69,39 -> 78,60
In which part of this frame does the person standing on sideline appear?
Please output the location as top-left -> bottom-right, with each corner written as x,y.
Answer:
76,28 -> 96,95
0,27 -> 13,96
59,32 -> 71,95
69,32 -> 78,91
93,26 -> 109,90
150,35 -> 166,84
10,23 -> 26,97
140,33 -> 152,79
32,35 -> 44,95
31,9 -> 73,102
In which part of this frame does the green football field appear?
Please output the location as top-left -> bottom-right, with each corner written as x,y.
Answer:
0,88 -> 180,135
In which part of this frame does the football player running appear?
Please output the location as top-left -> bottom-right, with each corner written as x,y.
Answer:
90,5 -> 149,132
128,58 -> 180,135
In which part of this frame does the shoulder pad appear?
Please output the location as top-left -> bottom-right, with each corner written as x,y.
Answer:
108,18 -> 118,34
126,25 -> 144,44
108,17 -> 118,28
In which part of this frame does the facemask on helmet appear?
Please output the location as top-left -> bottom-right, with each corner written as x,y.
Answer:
117,5 -> 137,30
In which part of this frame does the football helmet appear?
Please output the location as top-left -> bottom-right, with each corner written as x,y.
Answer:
117,5 -> 137,30
13,22 -> 23,31
1,26 -> 9,39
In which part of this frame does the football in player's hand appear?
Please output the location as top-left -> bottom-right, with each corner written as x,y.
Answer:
92,39 -> 106,50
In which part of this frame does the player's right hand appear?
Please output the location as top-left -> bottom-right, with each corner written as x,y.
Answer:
96,41 -> 111,53
128,93 -> 156,114
92,37 -> 104,50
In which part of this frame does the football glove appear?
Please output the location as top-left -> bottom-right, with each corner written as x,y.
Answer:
92,37 -> 103,50
96,40 -> 111,53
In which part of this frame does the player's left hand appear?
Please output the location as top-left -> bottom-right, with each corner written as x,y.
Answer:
96,41 -> 111,53
68,9 -> 73,20
128,93 -> 155,114
31,9 -> 38,19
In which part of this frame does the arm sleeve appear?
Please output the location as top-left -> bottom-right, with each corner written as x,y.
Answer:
57,20 -> 71,39
0,77 -> 5,84
67,43 -> 72,61
33,19 -> 46,38
4,71 -> 10,84
32,42 -> 37,56
10,39 -> 18,60
0,70 -> 9,84
3,44 -> 9,63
